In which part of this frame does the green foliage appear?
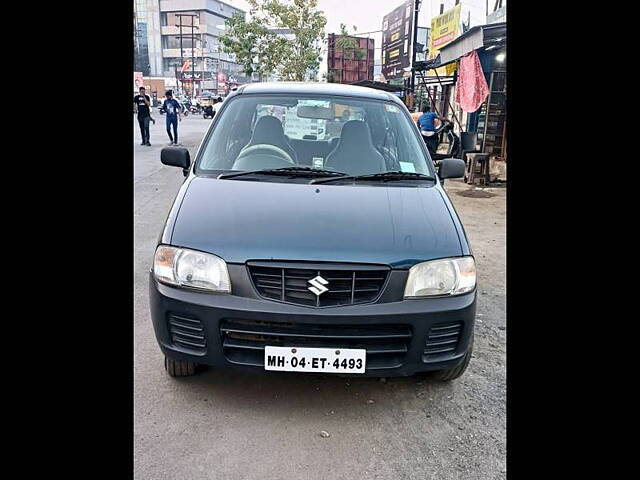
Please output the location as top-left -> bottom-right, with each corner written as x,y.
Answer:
220,0 -> 326,81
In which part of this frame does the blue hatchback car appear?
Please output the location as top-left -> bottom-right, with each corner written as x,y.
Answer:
150,82 -> 475,381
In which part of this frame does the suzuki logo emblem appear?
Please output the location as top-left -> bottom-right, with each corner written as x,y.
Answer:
308,275 -> 329,296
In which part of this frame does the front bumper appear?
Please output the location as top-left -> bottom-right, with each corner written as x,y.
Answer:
149,269 -> 476,377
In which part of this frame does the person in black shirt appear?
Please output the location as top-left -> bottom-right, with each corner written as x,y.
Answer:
134,86 -> 152,146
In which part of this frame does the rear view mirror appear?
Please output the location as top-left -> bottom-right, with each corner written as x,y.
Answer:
438,158 -> 466,179
161,147 -> 191,172
297,105 -> 334,120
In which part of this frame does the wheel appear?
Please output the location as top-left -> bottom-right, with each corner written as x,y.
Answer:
164,355 -> 197,377
431,333 -> 473,381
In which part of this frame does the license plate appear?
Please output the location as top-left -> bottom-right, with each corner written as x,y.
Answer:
264,346 -> 366,374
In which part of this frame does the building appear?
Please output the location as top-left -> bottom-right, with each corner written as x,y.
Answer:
326,34 -> 375,84
134,0 -> 248,96
134,0 -> 152,75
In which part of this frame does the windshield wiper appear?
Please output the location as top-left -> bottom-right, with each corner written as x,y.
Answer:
218,166 -> 348,180
310,171 -> 435,185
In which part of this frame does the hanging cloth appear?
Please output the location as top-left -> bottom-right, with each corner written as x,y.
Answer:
455,50 -> 489,112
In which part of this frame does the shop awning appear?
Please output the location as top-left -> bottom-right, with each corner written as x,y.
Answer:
439,22 -> 506,66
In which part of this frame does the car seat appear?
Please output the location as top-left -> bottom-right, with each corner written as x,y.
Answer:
241,116 -> 298,163
325,121 -> 386,176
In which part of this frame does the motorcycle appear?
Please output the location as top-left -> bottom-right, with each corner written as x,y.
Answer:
202,104 -> 214,119
200,97 -> 215,118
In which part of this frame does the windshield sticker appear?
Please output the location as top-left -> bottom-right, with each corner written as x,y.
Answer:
312,157 -> 324,169
399,161 -> 416,172
384,104 -> 400,113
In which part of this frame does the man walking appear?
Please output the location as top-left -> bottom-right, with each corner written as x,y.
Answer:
162,90 -> 182,145
134,86 -> 152,146
417,104 -> 449,156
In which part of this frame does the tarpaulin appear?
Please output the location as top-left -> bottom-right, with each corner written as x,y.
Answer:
455,50 -> 489,112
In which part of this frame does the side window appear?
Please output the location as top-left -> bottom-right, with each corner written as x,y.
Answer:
390,110 -> 429,174
375,108 -> 398,169
376,105 -> 423,172
200,99 -> 248,170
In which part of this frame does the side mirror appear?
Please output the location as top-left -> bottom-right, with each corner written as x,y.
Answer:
161,147 -> 190,173
438,158 -> 466,179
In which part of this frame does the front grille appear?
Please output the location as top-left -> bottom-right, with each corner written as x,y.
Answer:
220,319 -> 412,370
168,313 -> 206,353
248,263 -> 389,307
423,321 -> 463,361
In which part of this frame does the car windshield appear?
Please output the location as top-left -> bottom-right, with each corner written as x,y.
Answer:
196,94 -> 434,178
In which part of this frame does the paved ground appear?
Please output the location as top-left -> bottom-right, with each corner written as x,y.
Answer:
133,114 -> 506,480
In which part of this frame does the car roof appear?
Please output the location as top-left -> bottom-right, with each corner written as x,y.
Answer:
232,82 -> 404,106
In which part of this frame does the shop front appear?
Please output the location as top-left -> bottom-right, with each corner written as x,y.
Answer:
414,22 -> 507,183
438,23 -> 507,167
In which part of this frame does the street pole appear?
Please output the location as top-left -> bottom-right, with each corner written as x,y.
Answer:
191,19 -> 195,97
178,15 -> 183,95
201,33 -> 205,96
410,0 -> 421,106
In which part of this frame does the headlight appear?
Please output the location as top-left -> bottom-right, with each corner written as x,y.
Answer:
153,245 -> 231,293
404,257 -> 476,297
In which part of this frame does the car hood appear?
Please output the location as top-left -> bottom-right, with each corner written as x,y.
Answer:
170,177 -> 462,268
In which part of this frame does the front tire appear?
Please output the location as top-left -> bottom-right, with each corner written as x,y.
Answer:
431,333 -> 473,381
164,355 -> 197,377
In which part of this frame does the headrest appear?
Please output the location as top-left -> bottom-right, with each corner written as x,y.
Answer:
251,116 -> 285,144
337,121 -> 373,150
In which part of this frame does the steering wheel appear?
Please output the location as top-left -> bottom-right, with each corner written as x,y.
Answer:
236,144 -> 294,165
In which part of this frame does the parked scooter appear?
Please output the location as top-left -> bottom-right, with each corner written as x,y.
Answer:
181,100 -> 191,117
430,121 -> 461,185
431,121 -> 461,164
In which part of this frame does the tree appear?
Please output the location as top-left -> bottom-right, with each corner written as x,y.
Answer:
220,0 -> 326,81
218,13 -> 282,80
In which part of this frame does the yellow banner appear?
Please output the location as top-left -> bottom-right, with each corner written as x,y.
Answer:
428,4 -> 461,77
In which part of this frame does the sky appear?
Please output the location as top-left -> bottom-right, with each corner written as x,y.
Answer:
223,0 -> 492,76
